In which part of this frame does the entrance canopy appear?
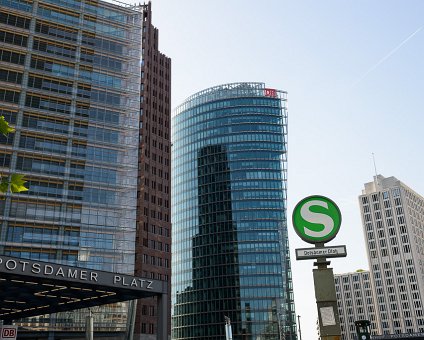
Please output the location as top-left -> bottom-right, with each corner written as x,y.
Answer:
0,255 -> 167,322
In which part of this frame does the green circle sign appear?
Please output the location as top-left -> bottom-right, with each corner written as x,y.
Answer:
292,195 -> 342,244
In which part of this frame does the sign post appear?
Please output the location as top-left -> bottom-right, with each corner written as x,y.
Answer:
292,195 -> 346,340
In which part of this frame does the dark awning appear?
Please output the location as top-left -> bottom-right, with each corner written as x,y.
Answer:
0,255 -> 167,322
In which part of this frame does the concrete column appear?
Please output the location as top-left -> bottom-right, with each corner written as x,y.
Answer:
125,300 -> 137,340
157,293 -> 168,340
313,267 -> 341,340
85,310 -> 93,340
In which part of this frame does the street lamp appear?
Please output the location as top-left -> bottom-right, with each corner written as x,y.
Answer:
297,315 -> 302,340
224,316 -> 233,340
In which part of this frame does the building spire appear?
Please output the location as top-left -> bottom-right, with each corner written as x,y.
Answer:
372,153 -> 380,190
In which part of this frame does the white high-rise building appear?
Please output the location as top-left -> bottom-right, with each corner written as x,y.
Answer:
359,175 -> 424,335
334,271 -> 380,339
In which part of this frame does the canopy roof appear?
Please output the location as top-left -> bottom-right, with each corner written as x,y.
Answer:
0,255 -> 167,322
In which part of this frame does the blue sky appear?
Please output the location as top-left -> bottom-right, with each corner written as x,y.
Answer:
129,0 -> 424,337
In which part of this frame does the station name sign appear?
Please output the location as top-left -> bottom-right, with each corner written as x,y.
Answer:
372,334 -> 424,339
0,255 -> 162,293
296,245 -> 347,260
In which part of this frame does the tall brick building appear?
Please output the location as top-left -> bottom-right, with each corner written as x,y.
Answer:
134,2 -> 172,339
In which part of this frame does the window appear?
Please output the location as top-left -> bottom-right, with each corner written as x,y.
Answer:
0,30 -> 28,47
0,88 -> 19,103
0,49 -> 25,65
0,69 -> 22,84
0,11 -> 30,29
33,38 -> 76,59
25,94 -> 71,114
35,20 -> 78,41
28,75 -> 73,94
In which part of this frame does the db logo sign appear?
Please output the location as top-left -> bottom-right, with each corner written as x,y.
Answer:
0,326 -> 18,339
264,88 -> 277,97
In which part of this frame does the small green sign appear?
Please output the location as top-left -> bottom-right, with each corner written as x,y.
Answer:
292,195 -> 342,244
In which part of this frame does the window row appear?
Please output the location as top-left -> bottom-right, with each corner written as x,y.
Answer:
142,222 -> 171,237
175,98 -> 282,125
0,49 -> 25,65
142,207 -> 170,222
0,29 -> 27,47
6,226 -> 79,246
0,10 -> 30,29
33,38 -> 76,59
0,69 -> 22,84
28,75 -> 73,94
0,88 -> 20,103
143,178 -> 169,193
143,192 -> 169,208
1,0 -> 33,12
142,238 -> 170,253
142,254 -> 170,268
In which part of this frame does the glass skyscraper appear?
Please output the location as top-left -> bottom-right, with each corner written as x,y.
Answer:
171,83 -> 297,339
0,0 -> 142,332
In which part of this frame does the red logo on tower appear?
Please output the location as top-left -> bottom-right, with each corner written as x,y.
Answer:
1,327 -> 17,340
264,88 -> 277,97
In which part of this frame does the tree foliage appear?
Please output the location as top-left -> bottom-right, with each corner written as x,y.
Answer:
0,116 -> 14,136
0,116 -> 27,193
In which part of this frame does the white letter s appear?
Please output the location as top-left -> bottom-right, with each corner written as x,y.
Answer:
300,200 -> 334,238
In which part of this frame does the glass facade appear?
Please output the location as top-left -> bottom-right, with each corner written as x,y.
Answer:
171,83 -> 297,339
0,0 -> 142,331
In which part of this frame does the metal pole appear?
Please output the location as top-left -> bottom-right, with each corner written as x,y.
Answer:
125,299 -> 137,340
85,309 -> 93,340
297,315 -> 302,340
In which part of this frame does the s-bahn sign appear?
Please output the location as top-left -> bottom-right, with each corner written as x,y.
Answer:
292,195 -> 346,338
292,195 -> 342,244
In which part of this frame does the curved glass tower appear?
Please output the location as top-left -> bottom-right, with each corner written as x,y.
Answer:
171,83 -> 297,339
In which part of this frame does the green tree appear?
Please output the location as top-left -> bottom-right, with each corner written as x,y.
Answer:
0,116 -> 27,193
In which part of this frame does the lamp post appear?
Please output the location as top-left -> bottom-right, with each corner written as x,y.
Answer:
224,316 -> 233,340
297,315 -> 302,340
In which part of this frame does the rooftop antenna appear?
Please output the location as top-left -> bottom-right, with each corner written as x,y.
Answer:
372,153 -> 380,189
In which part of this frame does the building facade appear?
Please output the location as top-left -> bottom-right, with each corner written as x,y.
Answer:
359,175 -> 424,335
134,2 -> 172,339
334,271 -> 380,339
171,83 -> 297,339
0,0 -> 142,332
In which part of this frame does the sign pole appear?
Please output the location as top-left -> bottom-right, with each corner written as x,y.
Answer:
312,244 -> 341,340
292,196 -> 345,340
